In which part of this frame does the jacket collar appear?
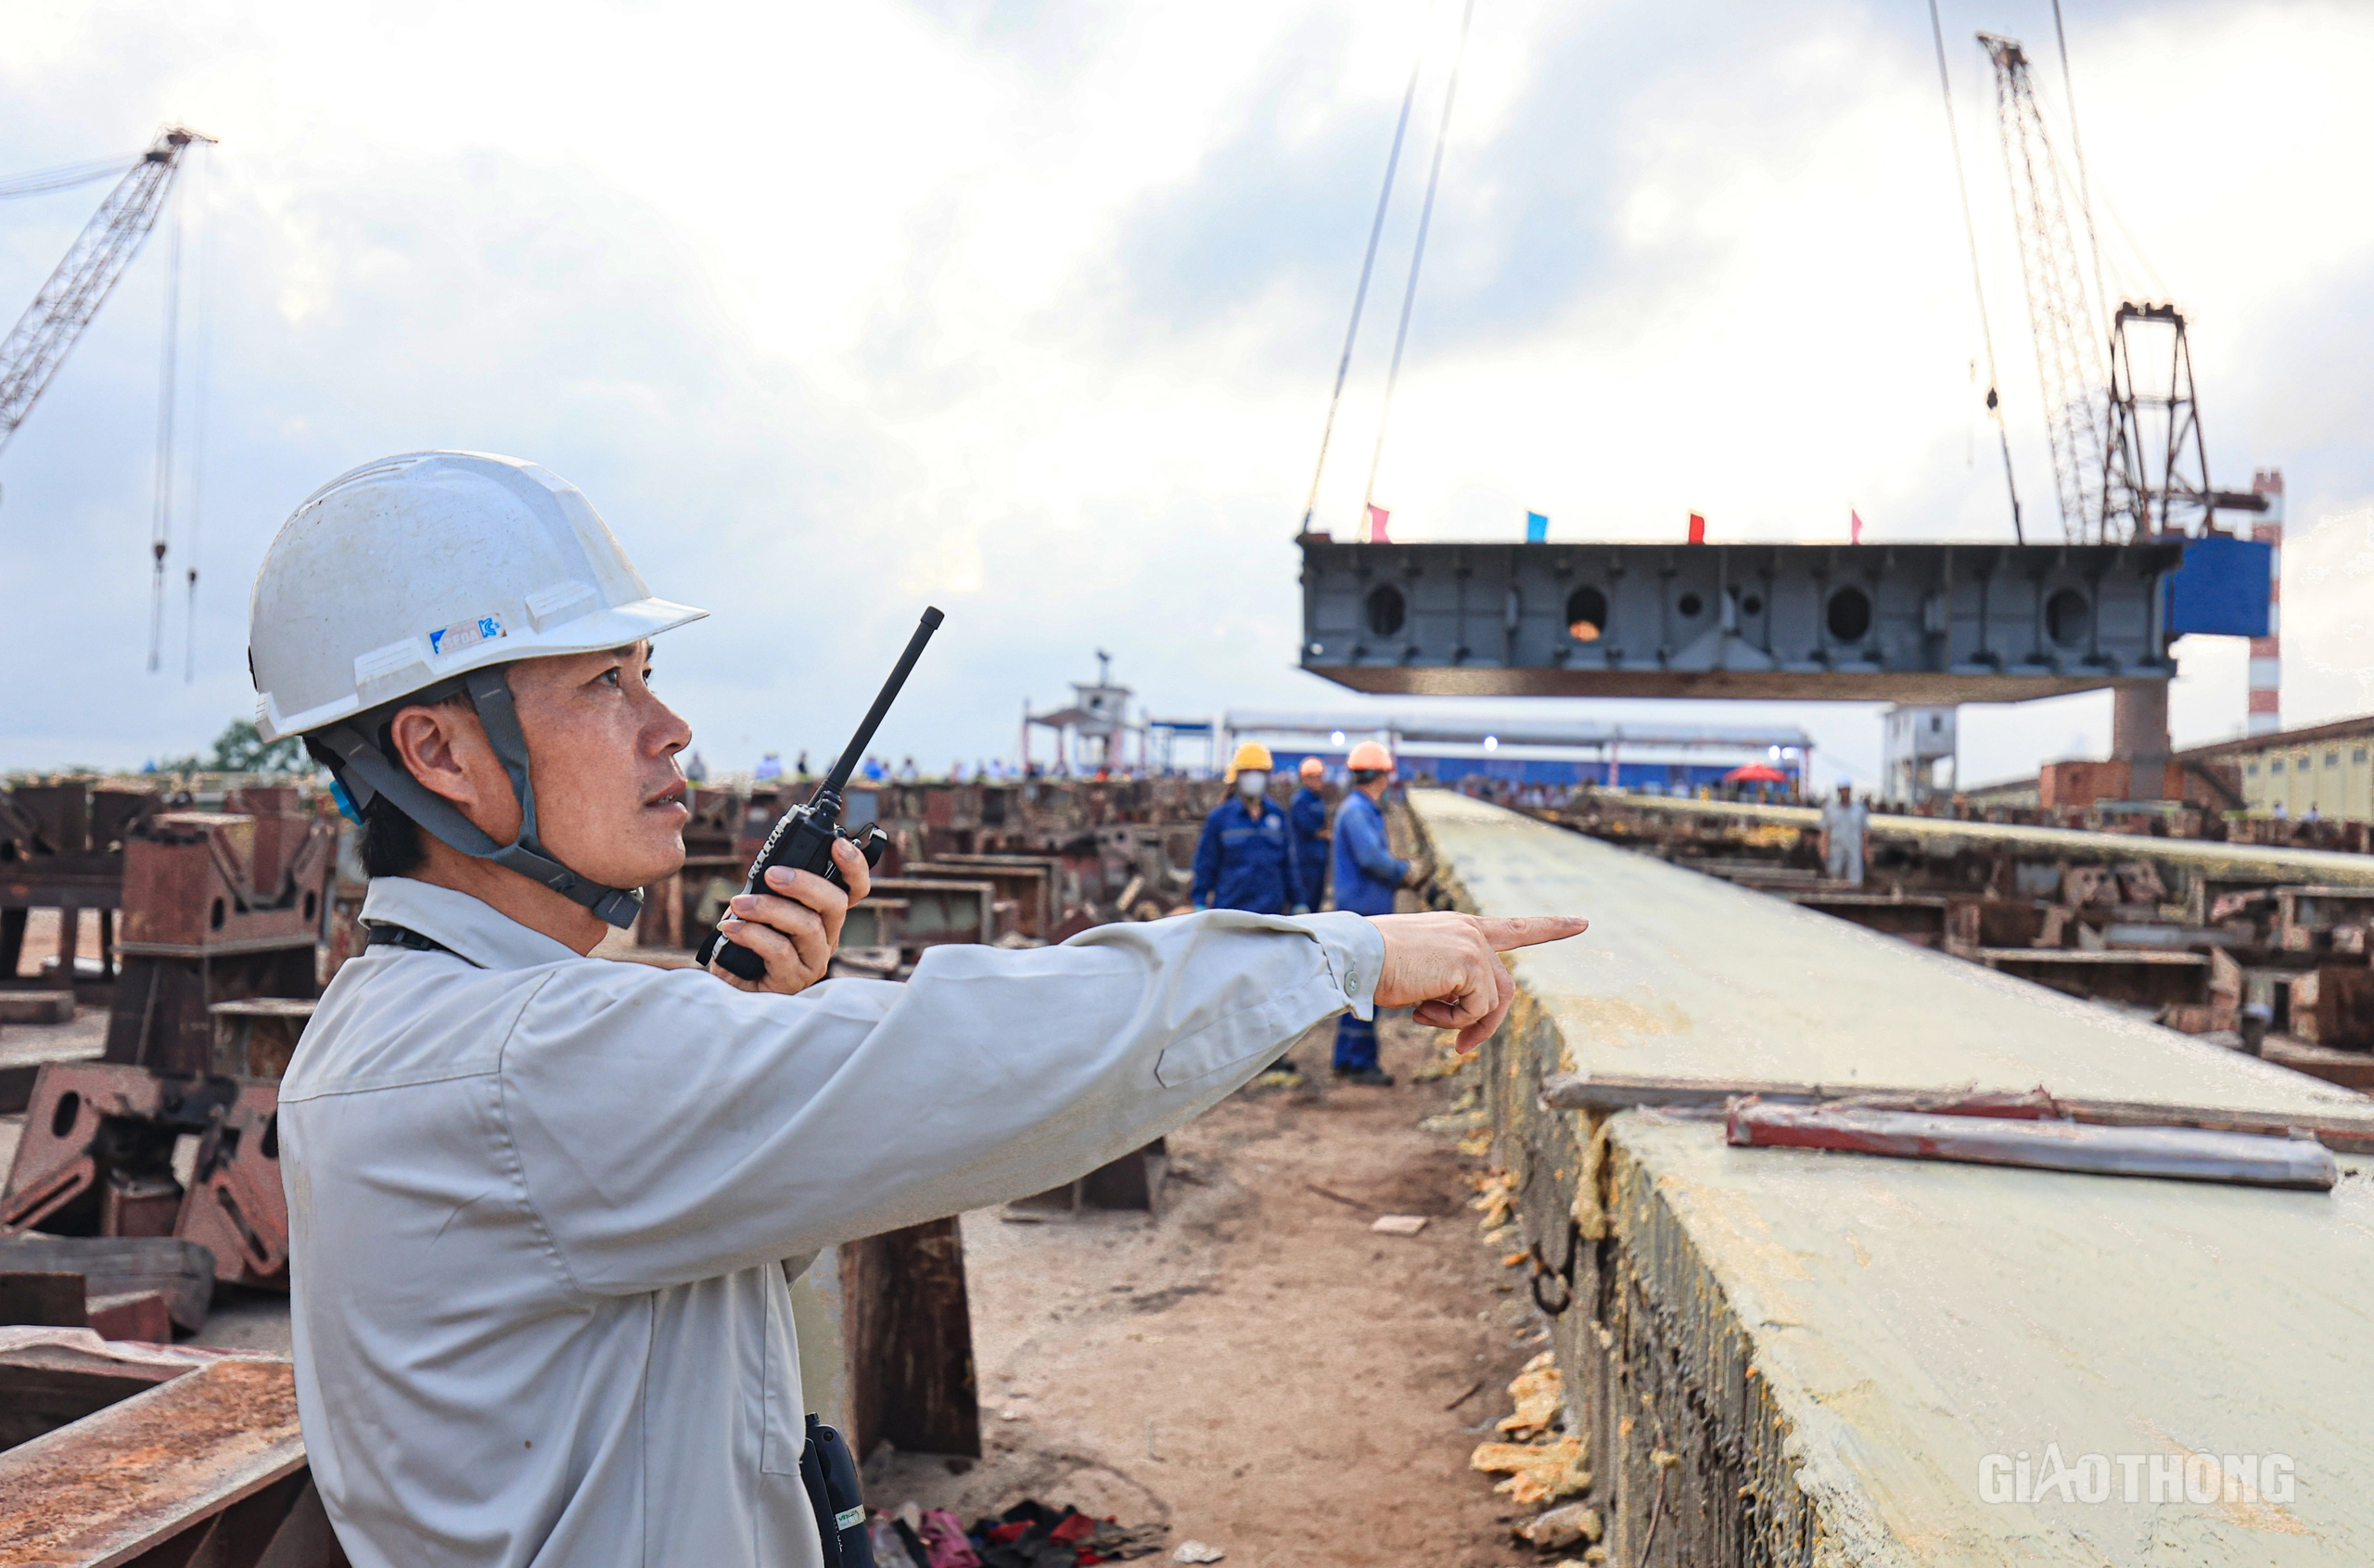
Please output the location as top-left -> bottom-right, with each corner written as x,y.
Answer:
358,877 -> 586,972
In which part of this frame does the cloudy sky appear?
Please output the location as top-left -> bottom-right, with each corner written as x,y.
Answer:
3,0 -> 2370,785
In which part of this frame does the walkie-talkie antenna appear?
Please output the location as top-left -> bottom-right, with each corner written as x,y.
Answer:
816,606 -> 944,802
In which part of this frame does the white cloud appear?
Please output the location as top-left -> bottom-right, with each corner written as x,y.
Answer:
2285,502 -> 2374,721
2,0 -> 2370,781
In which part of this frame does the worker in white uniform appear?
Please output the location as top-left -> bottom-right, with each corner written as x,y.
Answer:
251,452 -> 1589,1568
1819,779 -> 1870,885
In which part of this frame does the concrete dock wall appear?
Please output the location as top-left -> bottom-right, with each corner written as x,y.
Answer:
1411,789 -> 2374,1566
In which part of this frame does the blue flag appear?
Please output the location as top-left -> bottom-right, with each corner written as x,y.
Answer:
1525,511 -> 1549,543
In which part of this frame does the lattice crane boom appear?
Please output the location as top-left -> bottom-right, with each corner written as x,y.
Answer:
2102,300 -> 2218,537
0,125 -> 212,461
1979,35 -> 2112,542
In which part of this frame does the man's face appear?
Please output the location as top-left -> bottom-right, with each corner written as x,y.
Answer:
414,641 -> 692,891
507,642 -> 693,890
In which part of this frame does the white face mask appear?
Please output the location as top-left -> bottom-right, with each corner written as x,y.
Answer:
1236,770 -> 1270,798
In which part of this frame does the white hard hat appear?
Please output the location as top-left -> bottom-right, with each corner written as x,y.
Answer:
248,452 -> 706,929
250,451 -> 706,741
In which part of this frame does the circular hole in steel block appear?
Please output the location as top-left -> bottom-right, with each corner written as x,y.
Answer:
2045,588 -> 2090,647
210,897 -> 226,931
1741,593 -> 1764,616
1677,592 -> 1704,618
1826,585 -> 1873,643
51,1090 -> 82,1139
1364,583 -> 1407,638
1565,586 -> 1608,643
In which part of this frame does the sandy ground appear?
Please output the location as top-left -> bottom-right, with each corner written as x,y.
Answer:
869,1011 -> 1549,1567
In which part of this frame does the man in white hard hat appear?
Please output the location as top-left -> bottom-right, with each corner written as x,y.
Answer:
254,453 -> 1589,1568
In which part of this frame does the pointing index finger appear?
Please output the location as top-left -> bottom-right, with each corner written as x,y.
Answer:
1474,914 -> 1589,951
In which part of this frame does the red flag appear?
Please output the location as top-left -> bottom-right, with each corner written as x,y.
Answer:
1850,509 -> 1865,543
1687,511 -> 1706,544
1367,504 -> 1391,542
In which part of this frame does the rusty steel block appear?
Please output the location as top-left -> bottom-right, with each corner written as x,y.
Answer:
2292,967 -> 2374,1052
99,1172 -> 183,1240
120,809 -> 330,953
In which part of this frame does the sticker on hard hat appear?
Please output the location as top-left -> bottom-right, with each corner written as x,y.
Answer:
428,615 -> 506,657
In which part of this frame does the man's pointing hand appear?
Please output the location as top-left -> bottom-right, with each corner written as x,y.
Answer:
1368,911 -> 1589,1052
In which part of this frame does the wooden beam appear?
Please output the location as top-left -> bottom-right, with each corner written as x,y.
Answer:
839,1218 -> 980,1460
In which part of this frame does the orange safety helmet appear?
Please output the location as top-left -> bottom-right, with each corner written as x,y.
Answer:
1298,756 -> 1326,780
1346,740 -> 1395,772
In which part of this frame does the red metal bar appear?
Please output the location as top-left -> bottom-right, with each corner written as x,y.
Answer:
1726,1101 -> 2338,1190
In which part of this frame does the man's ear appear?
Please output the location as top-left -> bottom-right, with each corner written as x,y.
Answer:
388,702 -> 491,811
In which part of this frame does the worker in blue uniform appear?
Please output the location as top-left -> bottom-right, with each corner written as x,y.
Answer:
1287,756 -> 1333,913
1329,741 -> 1423,1084
1192,742 -> 1304,918
1193,742 -> 1308,1080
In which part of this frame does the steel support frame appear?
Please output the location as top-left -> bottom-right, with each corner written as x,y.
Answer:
1298,541 -> 2182,701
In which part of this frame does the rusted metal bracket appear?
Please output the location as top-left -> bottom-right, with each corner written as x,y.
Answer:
1526,1219 -> 1582,1317
2,1061 -> 288,1292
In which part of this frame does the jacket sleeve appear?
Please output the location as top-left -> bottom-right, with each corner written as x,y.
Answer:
1341,800 -> 1408,885
1190,813 -> 1222,907
495,910 -> 1383,1294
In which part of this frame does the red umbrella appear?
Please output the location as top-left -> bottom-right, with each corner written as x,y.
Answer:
1724,762 -> 1792,784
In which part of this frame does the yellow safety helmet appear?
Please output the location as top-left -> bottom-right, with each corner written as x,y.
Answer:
1226,741 -> 1274,780
1347,740 -> 1395,773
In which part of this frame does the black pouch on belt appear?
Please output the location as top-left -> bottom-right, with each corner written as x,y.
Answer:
798,1415 -> 874,1568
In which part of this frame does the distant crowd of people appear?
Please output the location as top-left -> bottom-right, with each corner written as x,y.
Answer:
744,752 -> 1042,786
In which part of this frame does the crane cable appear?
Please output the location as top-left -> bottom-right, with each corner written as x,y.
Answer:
147,169 -> 184,673
2049,0 -> 2111,338
184,145 -> 215,682
0,154 -> 140,200
1360,0 -> 1475,522
1295,37 -> 1426,539
1927,0 -> 2024,545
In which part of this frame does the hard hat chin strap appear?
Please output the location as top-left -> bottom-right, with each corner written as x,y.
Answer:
316,666 -> 645,930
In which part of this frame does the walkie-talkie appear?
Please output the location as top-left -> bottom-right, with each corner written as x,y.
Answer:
697,606 -> 944,981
